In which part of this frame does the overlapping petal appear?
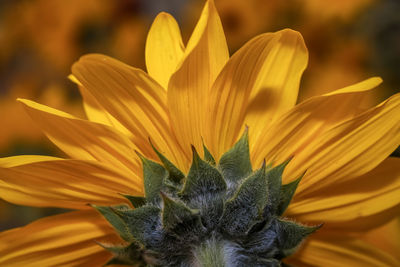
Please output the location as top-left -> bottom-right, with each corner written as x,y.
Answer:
0,156 -> 142,209
72,54 -> 188,170
251,77 -> 383,166
288,233 -> 399,267
287,93 -> 400,195
361,217 -> 400,259
145,12 -> 185,89
205,29 -> 308,158
0,210 -> 118,266
167,0 -> 229,154
287,157 -> 400,230
18,99 -> 141,178
69,74 -> 132,136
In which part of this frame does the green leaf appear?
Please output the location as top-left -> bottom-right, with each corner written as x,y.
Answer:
277,173 -> 304,216
150,140 -> 185,183
91,205 -> 133,242
137,152 -> 168,202
203,143 -> 216,165
161,192 -> 199,230
221,165 -> 268,236
265,158 -> 291,215
121,194 -> 147,208
181,146 -> 226,198
218,129 -> 252,183
275,219 -> 321,256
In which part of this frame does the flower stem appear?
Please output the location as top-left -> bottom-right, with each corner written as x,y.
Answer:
194,237 -> 226,267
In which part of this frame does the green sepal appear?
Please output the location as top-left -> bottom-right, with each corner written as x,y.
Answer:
218,129 -> 252,183
162,178 -> 182,196
203,142 -> 216,165
149,140 -> 185,183
275,219 -> 321,257
91,204 -> 133,242
180,146 -> 226,198
265,158 -> 291,215
95,139 -> 322,266
221,164 -> 268,236
114,206 -> 161,246
277,173 -> 304,216
136,151 -> 168,203
161,192 -> 200,231
121,194 -> 147,208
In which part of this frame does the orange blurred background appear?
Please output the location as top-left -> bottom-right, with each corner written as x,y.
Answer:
0,0 -> 399,259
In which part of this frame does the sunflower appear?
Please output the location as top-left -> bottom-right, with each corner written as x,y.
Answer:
1,0 -> 399,266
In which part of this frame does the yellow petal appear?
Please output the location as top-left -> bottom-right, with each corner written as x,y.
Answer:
0,155 -> 57,167
72,54 -> 189,170
167,0 -> 229,155
288,233 -> 399,267
251,77 -> 383,167
205,30 -> 308,158
361,217 -> 400,261
18,99 -> 141,177
288,93 -> 400,195
145,12 -> 185,89
69,74 -> 132,136
0,210 -> 118,266
0,156 -> 142,209
287,158 -> 400,230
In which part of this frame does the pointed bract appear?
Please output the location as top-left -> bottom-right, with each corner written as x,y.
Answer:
218,129 -> 252,183
91,147 -> 315,265
265,158 -> 292,216
93,144 -> 312,265
181,146 -> 226,198
150,140 -> 185,183
277,174 -> 303,216
121,194 -> 147,208
137,152 -> 168,203
92,205 -> 133,242
161,192 -> 201,233
275,219 -> 321,257
221,165 -> 268,236
203,143 -> 216,165
243,221 -> 278,256
116,206 -> 162,246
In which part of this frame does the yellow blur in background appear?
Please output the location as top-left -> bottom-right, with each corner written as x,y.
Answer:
0,0 -> 399,260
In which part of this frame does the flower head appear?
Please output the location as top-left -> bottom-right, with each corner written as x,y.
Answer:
0,0 -> 399,266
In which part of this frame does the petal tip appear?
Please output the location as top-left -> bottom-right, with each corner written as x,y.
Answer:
370,76 -> 383,86
16,98 -> 32,106
155,11 -> 174,20
280,28 -> 307,49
